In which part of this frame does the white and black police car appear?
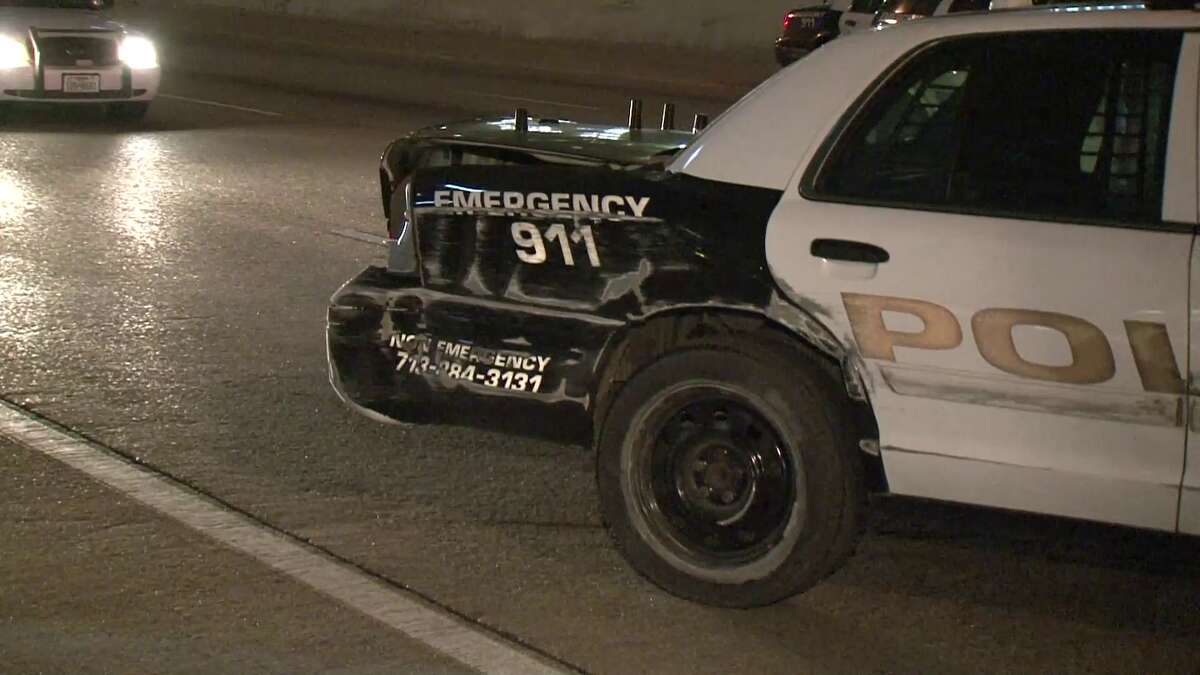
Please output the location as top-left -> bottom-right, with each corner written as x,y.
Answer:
329,1 -> 1200,607
0,0 -> 160,121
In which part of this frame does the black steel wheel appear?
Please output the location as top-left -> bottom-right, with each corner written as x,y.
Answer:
597,344 -> 863,607
634,395 -> 798,567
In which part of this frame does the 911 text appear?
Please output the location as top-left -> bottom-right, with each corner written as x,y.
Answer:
512,222 -> 601,267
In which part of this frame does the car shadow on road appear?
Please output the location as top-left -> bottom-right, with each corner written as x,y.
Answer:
832,496 -> 1200,636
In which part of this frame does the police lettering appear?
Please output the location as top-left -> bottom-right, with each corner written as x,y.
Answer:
843,293 -> 1184,392
432,189 -> 650,217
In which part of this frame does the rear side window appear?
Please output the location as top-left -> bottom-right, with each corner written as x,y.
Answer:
879,0 -> 943,15
849,0 -> 886,13
947,0 -> 988,12
809,31 -> 1182,226
417,145 -> 544,169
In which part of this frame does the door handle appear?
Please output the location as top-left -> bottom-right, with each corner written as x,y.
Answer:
810,238 -> 890,264
845,19 -> 857,26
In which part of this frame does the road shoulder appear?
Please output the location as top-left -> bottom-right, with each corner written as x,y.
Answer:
0,436 -> 473,675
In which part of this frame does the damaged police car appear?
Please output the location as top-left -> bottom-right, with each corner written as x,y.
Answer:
330,3 -> 1200,607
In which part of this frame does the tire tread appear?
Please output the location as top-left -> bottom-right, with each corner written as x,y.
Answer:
596,336 -> 865,607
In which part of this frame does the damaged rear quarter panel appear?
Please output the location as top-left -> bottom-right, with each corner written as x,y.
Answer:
333,165 -> 847,444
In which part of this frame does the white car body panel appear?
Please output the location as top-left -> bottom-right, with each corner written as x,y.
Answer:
0,6 -> 159,104
672,33 -> 878,191
674,9 -> 1200,531
1183,35 -> 1200,534
1186,232 -> 1200,534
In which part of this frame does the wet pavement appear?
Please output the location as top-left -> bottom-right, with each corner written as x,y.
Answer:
1,65 -> 1199,674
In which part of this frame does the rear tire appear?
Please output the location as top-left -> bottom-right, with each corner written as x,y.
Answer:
596,345 -> 863,607
107,102 -> 149,122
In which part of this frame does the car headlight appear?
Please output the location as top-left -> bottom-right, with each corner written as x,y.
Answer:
0,35 -> 30,69
119,36 -> 158,70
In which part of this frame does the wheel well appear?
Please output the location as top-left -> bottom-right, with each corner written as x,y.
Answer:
591,309 -> 887,491
380,168 -> 393,219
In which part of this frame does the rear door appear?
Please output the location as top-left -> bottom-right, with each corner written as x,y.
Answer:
766,30 -> 1194,530
1181,35 -> 1200,536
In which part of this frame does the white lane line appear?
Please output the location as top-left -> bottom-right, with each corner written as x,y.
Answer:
330,229 -> 389,247
464,91 -> 600,111
159,93 -> 284,117
0,401 -> 572,675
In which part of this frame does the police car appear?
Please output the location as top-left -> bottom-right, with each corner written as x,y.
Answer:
775,0 -> 876,66
329,1 -> 1200,607
775,0 -> 1043,65
0,0 -> 160,121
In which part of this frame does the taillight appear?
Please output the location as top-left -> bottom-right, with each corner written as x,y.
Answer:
783,13 -> 793,29
386,175 -> 411,240
387,177 -> 419,275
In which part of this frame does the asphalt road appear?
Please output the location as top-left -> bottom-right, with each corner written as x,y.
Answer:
2,66 -> 1199,675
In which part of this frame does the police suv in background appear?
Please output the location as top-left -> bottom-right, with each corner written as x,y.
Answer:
774,0 -> 1036,65
329,1 -> 1200,607
0,0 -> 160,121
775,0 -> 875,65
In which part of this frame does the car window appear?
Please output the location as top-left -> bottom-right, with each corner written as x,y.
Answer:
946,0 -> 989,11
878,0 -> 943,15
418,146 -> 540,168
811,31 -> 1182,226
420,147 -> 506,168
848,0 -> 885,13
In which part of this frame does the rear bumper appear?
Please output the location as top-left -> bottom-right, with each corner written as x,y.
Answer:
0,64 -> 159,103
326,266 -> 420,423
327,265 -> 598,445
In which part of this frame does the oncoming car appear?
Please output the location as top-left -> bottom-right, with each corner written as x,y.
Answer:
329,1 -> 1200,607
0,0 -> 160,121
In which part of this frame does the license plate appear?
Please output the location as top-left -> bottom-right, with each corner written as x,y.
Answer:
62,74 -> 100,94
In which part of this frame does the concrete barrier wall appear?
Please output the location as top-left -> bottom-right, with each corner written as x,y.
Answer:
131,0 -> 801,50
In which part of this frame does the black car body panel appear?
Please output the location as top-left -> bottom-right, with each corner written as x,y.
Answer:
328,166 -> 845,445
